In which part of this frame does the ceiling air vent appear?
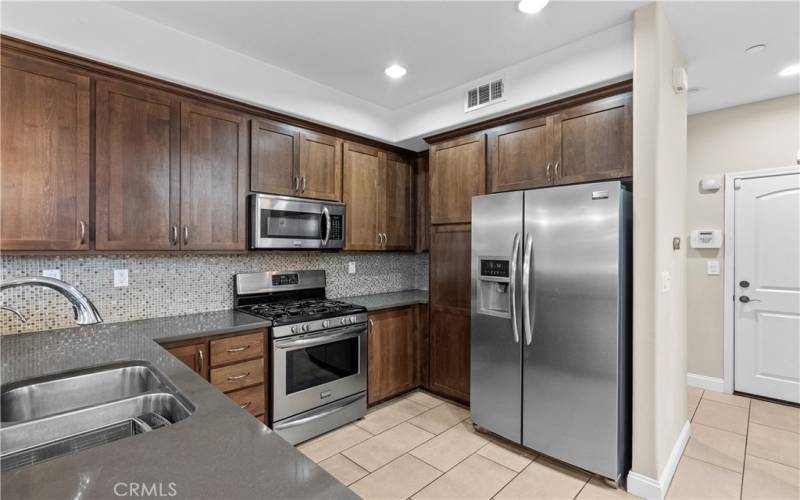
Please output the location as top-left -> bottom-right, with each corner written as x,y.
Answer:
465,78 -> 505,112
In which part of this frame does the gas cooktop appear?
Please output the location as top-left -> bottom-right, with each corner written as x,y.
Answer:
238,298 -> 365,326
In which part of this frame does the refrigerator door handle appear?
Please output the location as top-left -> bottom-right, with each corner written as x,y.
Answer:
522,232 -> 535,345
509,232 -> 522,344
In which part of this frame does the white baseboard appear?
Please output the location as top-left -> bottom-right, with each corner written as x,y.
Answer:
627,420 -> 691,499
687,373 -> 725,393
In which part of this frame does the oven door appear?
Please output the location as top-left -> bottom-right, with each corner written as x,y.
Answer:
272,323 -> 367,421
251,194 -> 345,249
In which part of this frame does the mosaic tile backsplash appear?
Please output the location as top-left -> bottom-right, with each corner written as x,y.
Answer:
1,253 -> 429,334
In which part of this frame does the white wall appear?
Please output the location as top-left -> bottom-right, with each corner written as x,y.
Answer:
0,2 -> 633,150
686,94 -> 800,379
393,23 -> 633,150
629,3 -> 688,496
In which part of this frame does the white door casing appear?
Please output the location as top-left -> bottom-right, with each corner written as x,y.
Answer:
734,172 -> 800,403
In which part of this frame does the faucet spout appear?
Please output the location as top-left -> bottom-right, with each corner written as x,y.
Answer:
0,277 -> 103,325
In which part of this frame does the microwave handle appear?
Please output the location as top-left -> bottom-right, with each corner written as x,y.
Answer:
321,207 -> 331,247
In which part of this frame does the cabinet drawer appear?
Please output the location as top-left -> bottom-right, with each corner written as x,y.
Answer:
227,384 -> 266,416
210,358 -> 264,392
210,331 -> 264,367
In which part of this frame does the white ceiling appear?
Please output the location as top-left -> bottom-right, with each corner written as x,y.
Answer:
663,1 -> 800,115
111,1 -> 645,110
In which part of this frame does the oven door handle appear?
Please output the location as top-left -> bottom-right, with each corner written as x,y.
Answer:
272,393 -> 366,431
274,328 -> 364,350
320,207 -> 331,247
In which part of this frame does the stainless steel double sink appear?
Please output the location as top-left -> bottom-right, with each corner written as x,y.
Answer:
0,362 -> 195,472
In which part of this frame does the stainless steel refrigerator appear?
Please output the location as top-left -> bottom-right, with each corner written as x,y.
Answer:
470,180 -> 631,483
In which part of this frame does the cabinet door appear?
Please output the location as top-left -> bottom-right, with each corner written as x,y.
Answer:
180,101 -> 248,250
429,306 -> 470,403
343,142 -> 383,250
384,152 -> 414,251
95,80 -> 179,250
552,93 -> 632,185
415,154 -> 430,252
368,307 -> 416,405
429,134 -> 485,224
430,224 -> 472,310
298,131 -> 342,201
487,116 -> 553,192
250,118 -> 299,196
0,53 -> 90,251
166,341 -> 209,379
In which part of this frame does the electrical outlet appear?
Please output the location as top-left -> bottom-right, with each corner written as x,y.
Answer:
113,269 -> 129,288
706,260 -> 720,275
348,262 -> 356,275
661,271 -> 671,293
42,269 -> 61,280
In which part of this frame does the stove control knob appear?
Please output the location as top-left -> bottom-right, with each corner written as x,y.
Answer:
303,324 -> 310,332
291,326 -> 298,334
349,315 -> 357,324
340,317 -> 346,325
322,320 -> 330,328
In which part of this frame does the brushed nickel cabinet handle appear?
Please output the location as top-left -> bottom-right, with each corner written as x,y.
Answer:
301,176 -> 306,193
183,226 -> 189,245
293,176 -> 299,191
197,348 -> 204,374
554,161 -> 560,180
79,221 -> 86,244
226,345 -> 250,353
171,225 -> 178,245
383,233 -> 388,246
239,401 -> 252,409
227,372 -> 250,381
546,163 -> 552,183
368,319 -> 374,331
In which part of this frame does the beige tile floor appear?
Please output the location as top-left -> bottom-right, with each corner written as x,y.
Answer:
297,388 -> 800,500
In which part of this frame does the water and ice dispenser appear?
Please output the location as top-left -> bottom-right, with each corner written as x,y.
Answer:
477,258 -> 512,318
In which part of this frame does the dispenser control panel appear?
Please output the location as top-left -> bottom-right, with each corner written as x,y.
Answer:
481,259 -> 509,278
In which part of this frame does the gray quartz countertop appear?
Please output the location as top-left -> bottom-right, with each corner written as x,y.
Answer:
340,289 -> 429,311
0,310 -> 357,500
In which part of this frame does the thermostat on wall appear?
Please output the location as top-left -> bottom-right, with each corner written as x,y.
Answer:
690,229 -> 723,248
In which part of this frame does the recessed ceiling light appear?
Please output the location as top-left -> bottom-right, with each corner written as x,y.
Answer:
744,44 -> 766,55
779,63 -> 800,77
384,64 -> 407,79
517,0 -> 549,14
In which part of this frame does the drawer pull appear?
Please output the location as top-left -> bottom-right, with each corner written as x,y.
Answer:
226,345 -> 250,353
239,401 -> 252,409
227,372 -> 250,381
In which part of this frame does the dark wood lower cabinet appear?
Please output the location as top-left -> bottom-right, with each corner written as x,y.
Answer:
163,340 -> 209,380
368,307 -> 417,405
428,306 -> 470,404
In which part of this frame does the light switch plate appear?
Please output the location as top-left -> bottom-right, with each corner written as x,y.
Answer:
113,269 -> 129,287
42,269 -> 61,280
347,262 -> 356,275
706,260 -> 720,275
661,271 -> 671,292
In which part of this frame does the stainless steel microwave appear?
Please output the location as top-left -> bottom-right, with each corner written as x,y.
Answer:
250,194 -> 345,250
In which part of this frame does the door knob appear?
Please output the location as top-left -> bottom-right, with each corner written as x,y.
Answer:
739,280 -> 750,288
739,296 -> 761,303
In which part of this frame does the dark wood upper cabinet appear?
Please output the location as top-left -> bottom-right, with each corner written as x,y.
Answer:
343,142 -> 383,251
180,101 -> 248,251
250,118 -> 300,196
383,152 -> 414,251
368,306 -> 416,405
487,116 -> 553,193
95,80 -> 179,250
0,53 -> 90,251
429,134 -> 486,225
552,93 -> 632,185
298,131 -> 342,201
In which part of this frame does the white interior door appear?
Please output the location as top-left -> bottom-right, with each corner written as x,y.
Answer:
734,172 -> 800,403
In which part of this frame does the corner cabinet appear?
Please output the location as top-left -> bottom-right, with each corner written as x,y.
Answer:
180,101 -> 248,251
343,142 -> 414,251
487,92 -> 632,192
0,53 -> 91,251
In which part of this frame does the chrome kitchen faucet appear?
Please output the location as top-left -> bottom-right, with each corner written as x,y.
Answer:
0,277 -> 102,325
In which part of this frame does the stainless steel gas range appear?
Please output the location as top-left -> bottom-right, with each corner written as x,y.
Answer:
235,270 -> 367,445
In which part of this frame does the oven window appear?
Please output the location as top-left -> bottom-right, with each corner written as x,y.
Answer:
261,209 -> 321,240
286,337 -> 359,394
